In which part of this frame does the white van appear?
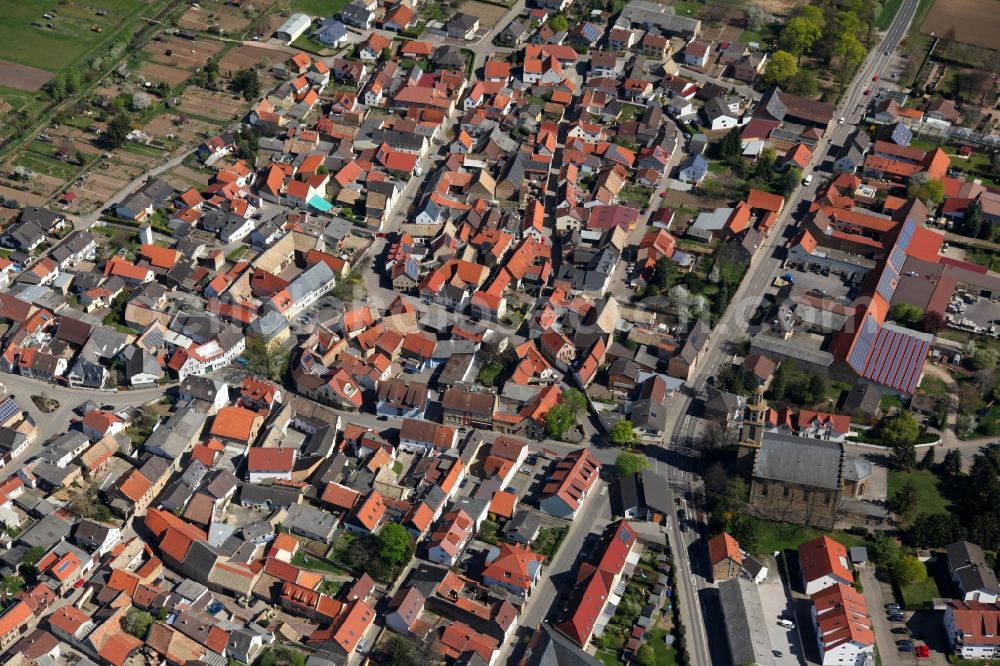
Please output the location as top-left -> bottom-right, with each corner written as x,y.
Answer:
803,174 -> 813,186
778,618 -> 795,629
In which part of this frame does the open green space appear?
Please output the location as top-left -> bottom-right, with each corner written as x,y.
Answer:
753,520 -> 869,556
291,550 -> 346,574
292,34 -> 334,56
13,151 -> 78,180
888,469 -> 951,518
0,0 -> 148,73
645,627 -> 678,666
532,526 -> 567,562
477,362 -> 503,386
898,561 -> 942,609
288,0 -> 352,16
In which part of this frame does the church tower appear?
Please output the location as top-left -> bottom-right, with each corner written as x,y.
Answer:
737,385 -> 768,477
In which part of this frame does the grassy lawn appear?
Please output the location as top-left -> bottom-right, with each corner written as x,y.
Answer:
289,0 -> 352,14
966,249 -> 1000,271
918,375 -> 950,399
13,152 -> 78,180
880,393 -> 903,412
754,520 -> 869,556
887,470 -> 950,518
646,627 -> 678,666
0,0 -> 152,72
671,0 -> 702,18
737,29 -> 765,44
875,0 -> 903,30
292,34 -> 334,56
318,579 -> 343,596
620,184 -> 653,208
532,526 -> 567,562
291,550 -> 346,574
477,362 -> 503,386
899,563 -> 942,609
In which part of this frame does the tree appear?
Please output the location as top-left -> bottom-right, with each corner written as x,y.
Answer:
957,199 -> 983,238
545,404 -> 574,439
651,256 -> 675,291
889,480 -> 918,518
20,546 -> 45,565
906,511 -> 963,547
763,50 -> 798,87
65,67 -> 81,95
609,420 -> 636,447
106,114 -> 131,149
780,16 -> 822,58
868,534 -> 900,567
121,609 -> 153,640
907,174 -> 945,205
881,412 -> 920,447
941,448 -> 963,477
744,5 -> 774,31
377,523 -> 413,566
893,443 -> 918,472
548,14 -> 569,32
232,67 -> 261,100
562,388 -> 587,415
719,126 -> 743,165
243,337 -> 290,382
891,303 -> 924,325
615,451 -> 648,477
636,644 -> 656,666
786,69 -> 818,97
892,555 -> 927,587
920,310 -> 946,334
74,149 -> 86,166
919,446 -> 935,470
370,634 -> 438,666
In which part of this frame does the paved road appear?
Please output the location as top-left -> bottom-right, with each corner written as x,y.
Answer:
495,479 -> 610,664
0,373 -> 171,476
642,3 -> 924,664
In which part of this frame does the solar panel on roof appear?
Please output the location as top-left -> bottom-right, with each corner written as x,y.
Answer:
848,316 -> 879,373
897,217 -> 916,250
860,326 -> 930,393
0,398 -> 19,424
143,329 -> 164,351
888,245 -> 906,271
876,264 -> 899,302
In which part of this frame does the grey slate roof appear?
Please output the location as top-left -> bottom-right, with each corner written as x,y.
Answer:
718,577 -> 775,666
753,432 -> 843,490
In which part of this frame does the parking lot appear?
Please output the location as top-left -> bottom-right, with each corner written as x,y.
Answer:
780,263 -> 855,302
947,289 -> 1000,334
756,557 -> 810,665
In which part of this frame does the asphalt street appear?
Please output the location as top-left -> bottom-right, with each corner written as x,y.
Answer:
643,3 -> 923,664
0,373 -> 169,476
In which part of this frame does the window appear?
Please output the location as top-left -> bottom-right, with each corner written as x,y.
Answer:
782,485 -> 791,498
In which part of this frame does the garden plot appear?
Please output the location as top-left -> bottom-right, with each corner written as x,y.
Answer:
175,88 -> 247,122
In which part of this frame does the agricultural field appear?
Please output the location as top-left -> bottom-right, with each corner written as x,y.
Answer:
138,36 -> 227,86
921,0 -> 1000,50
0,0 -> 150,77
178,2 -> 254,35
175,88 -> 248,123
